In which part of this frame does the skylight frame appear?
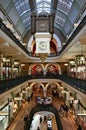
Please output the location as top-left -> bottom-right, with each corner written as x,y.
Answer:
13,0 -> 31,28
36,0 -> 51,14
57,0 -> 74,15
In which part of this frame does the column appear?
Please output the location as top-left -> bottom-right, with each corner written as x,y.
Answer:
8,98 -> 11,123
0,54 -> 3,80
25,87 -> 28,99
43,87 -> 47,97
85,60 -> 86,79
75,63 -> 78,78
11,58 -> 14,78
43,68 -> 46,76
68,64 -> 71,76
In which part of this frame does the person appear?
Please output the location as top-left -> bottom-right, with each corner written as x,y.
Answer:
24,114 -> 29,129
59,104 -> 64,117
37,126 -> 40,130
77,125 -> 82,130
70,102 -> 73,110
24,115 -> 28,121
44,115 -> 46,121
40,116 -> 42,123
63,103 -> 69,117
59,104 -> 63,112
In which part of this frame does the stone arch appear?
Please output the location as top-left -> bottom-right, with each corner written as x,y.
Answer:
55,82 -> 61,88
45,82 -> 58,96
30,82 -> 38,89
30,82 -> 45,91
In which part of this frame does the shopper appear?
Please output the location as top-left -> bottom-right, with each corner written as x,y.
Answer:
40,116 -> 42,123
63,103 -> 69,117
59,104 -> 64,117
37,126 -> 40,130
77,125 -> 82,130
24,114 -> 28,121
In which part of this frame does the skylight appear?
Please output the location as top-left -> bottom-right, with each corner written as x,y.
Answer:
57,0 -> 73,15
36,0 -> 51,14
13,0 -> 31,28
55,0 -> 74,31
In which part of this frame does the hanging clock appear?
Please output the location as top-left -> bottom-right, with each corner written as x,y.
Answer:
39,41 -> 46,51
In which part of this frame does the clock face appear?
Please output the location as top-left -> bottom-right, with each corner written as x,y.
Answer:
39,41 -> 46,50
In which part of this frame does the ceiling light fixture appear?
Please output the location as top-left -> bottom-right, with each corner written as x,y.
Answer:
21,64 -> 25,66
76,54 -> 85,66
74,23 -> 79,27
22,43 -> 27,46
69,59 -> 75,65
64,63 -> 68,66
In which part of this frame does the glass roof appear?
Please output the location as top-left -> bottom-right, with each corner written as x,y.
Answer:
13,0 -> 31,28
55,0 -> 74,27
55,12 -> 66,27
1,0 -> 85,39
12,0 -> 75,35
57,0 -> 73,15
36,0 -> 51,14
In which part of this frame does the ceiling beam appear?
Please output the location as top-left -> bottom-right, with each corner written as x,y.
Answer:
5,0 -> 14,14
29,0 -> 36,13
51,0 -> 58,13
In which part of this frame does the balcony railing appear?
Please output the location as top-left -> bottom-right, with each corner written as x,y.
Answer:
0,16 -> 86,58
57,75 -> 86,93
0,76 -> 31,94
0,74 -> 86,94
24,105 -> 63,130
0,19 -> 29,56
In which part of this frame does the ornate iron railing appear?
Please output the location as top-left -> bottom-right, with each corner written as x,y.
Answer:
0,74 -> 86,94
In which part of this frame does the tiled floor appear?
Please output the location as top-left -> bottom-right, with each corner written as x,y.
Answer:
6,89 -> 78,130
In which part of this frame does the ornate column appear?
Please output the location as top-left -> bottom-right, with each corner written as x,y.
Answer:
43,87 -> 47,97
43,68 -> 46,75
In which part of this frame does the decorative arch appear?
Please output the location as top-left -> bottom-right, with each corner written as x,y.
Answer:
45,82 -> 60,89
30,82 -> 38,89
29,82 -> 45,89
28,63 -> 61,75
55,82 -> 61,88
28,63 -> 44,75
45,63 -> 61,75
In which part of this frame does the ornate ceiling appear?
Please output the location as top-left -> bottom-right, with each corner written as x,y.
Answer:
1,0 -> 86,41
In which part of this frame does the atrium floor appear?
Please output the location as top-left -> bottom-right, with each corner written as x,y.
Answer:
6,89 -> 78,130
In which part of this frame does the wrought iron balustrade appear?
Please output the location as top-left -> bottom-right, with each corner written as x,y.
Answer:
0,74 -> 86,94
